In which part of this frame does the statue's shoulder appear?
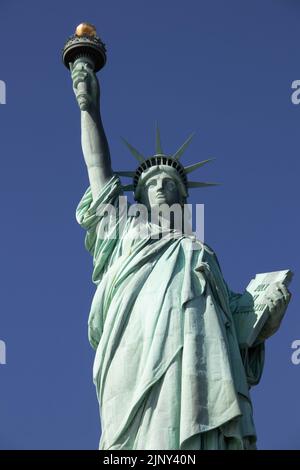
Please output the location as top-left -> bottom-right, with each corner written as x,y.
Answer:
202,242 -> 215,254
201,242 -> 223,271
200,242 -> 217,260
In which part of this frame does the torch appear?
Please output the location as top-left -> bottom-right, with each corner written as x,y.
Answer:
62,23 -> 107,110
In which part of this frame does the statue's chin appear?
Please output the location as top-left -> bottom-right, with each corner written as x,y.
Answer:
149,201 -> 169,210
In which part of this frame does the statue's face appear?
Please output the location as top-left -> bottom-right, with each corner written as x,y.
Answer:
139,171 -> 182,209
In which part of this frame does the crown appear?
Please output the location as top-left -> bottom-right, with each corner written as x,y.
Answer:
116,124 -> 219,197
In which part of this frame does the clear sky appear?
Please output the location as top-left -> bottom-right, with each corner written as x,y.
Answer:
0,0 -> 299,450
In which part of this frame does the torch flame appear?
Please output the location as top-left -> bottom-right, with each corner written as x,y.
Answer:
75,23 -> 97,37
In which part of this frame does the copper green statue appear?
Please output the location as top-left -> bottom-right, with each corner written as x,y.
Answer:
66,24 -> 292,450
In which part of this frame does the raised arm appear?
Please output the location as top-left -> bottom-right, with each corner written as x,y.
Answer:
71,59 -> 114,200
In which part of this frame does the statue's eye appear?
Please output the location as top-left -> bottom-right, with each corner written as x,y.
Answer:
147,181 -> 156,188
165,180 -> 176,191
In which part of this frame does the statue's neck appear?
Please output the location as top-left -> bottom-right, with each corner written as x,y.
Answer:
147,208 -> 184,232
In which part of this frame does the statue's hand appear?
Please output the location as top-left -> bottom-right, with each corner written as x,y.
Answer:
70,61 -> 100,112
257,282 -> 292,341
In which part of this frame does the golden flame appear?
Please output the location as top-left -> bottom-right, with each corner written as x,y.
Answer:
75,23 -> 97,37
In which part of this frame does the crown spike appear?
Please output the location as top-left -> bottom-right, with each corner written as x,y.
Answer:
121,137 -> 145,163
187,181 -> 220,188
173,133 -> 195,160
184,158 -> 215,174
155,122 -> 163,155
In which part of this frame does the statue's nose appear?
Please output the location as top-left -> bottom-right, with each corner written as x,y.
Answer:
156,180 -> 164,191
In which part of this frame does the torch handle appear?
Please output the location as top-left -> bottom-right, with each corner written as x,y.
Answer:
77,80 -> 89,111
72,57 -> 95,111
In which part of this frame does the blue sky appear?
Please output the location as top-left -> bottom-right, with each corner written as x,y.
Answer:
0,0 -> 299,449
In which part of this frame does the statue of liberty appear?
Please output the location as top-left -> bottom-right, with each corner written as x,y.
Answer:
68,27 -> 291,450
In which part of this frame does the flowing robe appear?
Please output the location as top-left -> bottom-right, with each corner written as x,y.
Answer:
76,174 -> 265,450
